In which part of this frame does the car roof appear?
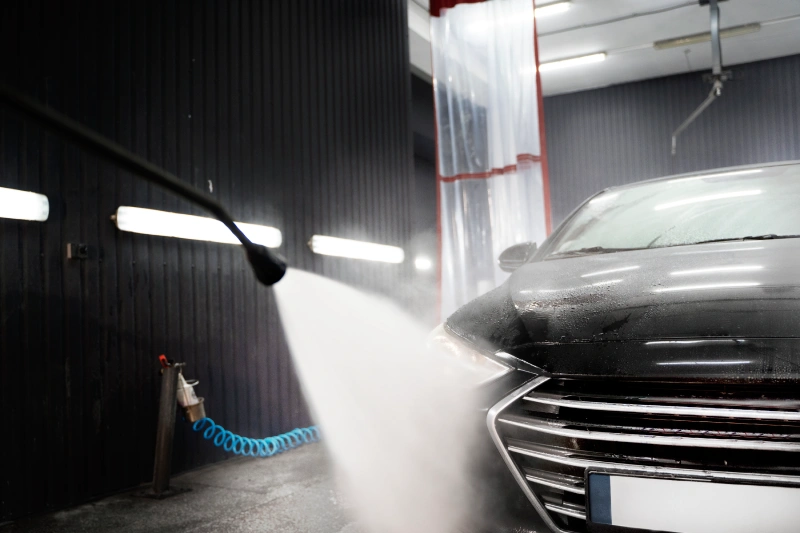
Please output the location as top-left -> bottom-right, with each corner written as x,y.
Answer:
598,159 -> 800,196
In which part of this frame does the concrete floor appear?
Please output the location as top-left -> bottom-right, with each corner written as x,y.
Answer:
5,444 -> 362,533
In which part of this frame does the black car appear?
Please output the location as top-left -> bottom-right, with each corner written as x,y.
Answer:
433,161 -> 800,533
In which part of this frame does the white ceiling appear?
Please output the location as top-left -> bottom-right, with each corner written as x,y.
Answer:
408,0 -> 800,96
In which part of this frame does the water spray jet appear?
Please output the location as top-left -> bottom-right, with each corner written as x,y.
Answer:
1,81 -> 483,533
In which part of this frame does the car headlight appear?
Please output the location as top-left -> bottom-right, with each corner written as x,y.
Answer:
427,324 -> 512,386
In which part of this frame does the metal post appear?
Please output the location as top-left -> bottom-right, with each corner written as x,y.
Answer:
152,362 -> 182,495
709,0 -> 722,76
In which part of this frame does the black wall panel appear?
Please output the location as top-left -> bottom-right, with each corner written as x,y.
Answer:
409,75 -> 437,325
544,54 -> 800,226
0,0 -> 412,522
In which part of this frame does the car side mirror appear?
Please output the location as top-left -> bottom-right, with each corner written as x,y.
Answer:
498,242 -> 537,272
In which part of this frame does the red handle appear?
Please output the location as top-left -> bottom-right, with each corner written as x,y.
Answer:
158,354 -> 170,368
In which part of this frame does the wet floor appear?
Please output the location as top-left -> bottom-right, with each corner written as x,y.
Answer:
4,444 -> 361,533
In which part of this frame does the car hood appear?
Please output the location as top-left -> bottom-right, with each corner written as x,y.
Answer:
507,239 -> 800,343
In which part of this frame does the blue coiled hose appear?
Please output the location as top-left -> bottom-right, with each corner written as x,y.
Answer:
192,418 -> 321,457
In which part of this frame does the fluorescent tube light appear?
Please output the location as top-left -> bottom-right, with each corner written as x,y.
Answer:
535,1 -> 570,18
414,256 -> 433,271
0,186 -> 49,222
654,23 -> 761,50
539,53 -> 606,73
308,235 -> 405,264
113,206 -> 282,248
654,190 -> 761,211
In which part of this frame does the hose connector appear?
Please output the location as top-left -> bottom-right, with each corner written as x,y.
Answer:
176,368 -> 205,423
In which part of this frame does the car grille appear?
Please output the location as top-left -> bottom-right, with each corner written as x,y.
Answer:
488,376 -> 800,533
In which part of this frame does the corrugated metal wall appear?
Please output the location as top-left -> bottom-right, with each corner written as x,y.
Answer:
544,53 -> 800,225
410,75 -> 437,325
0,0 -> 412,522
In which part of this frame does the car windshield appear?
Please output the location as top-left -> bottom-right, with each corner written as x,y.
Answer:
547,164 -> 800,258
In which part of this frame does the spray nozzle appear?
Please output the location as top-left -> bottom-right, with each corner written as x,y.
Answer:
246,244 -> 287,286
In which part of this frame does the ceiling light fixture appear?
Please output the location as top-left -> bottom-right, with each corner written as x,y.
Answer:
654,23 -> 761,50
0,186 -> 50,222
308,235 -> 405,264
539,53 -> 606,73
113,206 -> 282,248
535,1 -> 570,18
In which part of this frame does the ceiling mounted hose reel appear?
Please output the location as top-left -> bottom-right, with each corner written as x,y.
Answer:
671,0 -> 732,155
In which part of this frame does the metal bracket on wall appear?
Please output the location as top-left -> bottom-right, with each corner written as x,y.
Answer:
66,243 -> 90,260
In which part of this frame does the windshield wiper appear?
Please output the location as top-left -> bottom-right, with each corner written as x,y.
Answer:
547,246 -> 642,258
691,234 -> 800,246
549,235 -> 799,259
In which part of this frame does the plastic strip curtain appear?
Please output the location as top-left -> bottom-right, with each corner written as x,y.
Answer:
431,0 -> 550,318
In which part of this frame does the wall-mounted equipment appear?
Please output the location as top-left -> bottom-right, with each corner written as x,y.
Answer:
0,186 -> 49,222
66,242 -> 90,260
671,0 -> 731,155
112,206 -> 282,248
176,371 -> 205,423
308,235 -> 405,263
150,356 -> 186,498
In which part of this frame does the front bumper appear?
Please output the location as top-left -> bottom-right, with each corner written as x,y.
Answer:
465,369 -> 549,533
476,370 -> 800,533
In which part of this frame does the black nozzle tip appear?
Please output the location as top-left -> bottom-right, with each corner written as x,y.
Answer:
246,244 -> 287,286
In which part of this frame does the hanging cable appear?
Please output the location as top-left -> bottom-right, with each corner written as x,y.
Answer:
192,418 -> 321,457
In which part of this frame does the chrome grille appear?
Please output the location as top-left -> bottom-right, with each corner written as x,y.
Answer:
487,377 -> 800,533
